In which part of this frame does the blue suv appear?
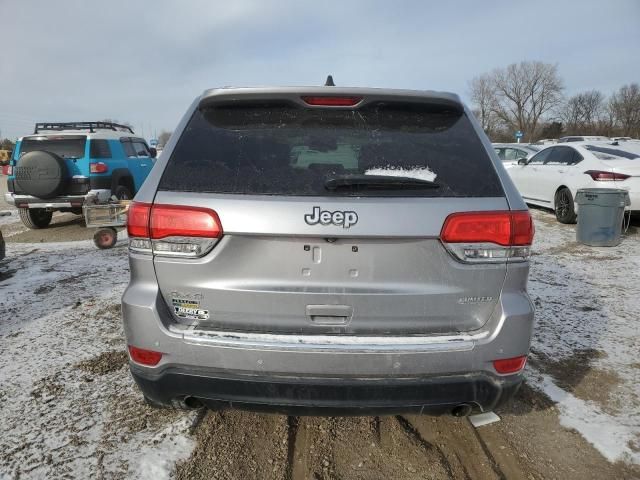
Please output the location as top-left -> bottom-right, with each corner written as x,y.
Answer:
4,122 -> 156,229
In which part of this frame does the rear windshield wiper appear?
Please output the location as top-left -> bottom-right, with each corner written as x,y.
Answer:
325,174 -> 439,191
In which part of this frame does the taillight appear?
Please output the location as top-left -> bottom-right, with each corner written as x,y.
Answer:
301,96 -> 363,106
127,202 -> 151,237
441,211 -> 534,263
2,165 -> 11,176
584,170 -> 630,181
128,345 -> 162,366
126,202 -> 222,257
90,162 -> 109,174
493,355 -> 527,374
150,204 -> 222,239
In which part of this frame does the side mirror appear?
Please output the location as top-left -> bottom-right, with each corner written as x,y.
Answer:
517,158 -> 528,165
149,147 -> 157,159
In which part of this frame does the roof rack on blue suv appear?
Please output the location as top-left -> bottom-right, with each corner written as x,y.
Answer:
34,121 -> 134,134
5,121 -> 156,229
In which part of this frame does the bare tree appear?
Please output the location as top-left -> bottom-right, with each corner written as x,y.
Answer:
469,73 -> 498,135
560,90 -> 604,134
490,61 -> 564,141
608,83 -> 640,137
157,130 -> 172,146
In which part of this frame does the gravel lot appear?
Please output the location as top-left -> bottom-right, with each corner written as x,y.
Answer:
1,177 -> 639,479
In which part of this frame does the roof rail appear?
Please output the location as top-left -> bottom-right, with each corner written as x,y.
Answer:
34,122 -> 135,134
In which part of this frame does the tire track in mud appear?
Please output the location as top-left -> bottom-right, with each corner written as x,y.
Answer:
395,415 -> 456,479
179,411 -> 513,480
285,416 -> 299,480
468,427 -> 507,480
286,415 -> 455,479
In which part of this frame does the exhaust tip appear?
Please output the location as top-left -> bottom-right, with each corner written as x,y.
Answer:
184,396 -> 204,409
451,404 -> 473,417
174,396 -> 204,409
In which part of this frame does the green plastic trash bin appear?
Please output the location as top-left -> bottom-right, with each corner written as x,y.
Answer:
575,188 -> 630,247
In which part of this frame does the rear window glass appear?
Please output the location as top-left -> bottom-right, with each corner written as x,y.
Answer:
89,139 -> 112,158
159,102 -> 503,197
585,145 -> 639,160
20,136 -> 86,159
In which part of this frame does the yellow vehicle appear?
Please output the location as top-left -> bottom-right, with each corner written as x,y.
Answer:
0,149 -> 12,162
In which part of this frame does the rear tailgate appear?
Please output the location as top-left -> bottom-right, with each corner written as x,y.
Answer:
150,91 -> 512,335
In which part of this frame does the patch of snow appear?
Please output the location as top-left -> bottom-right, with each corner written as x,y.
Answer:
365,166 -> 437,182
0,240 -> 196,478
529,372 -> 639,464
130,417 -> 196,480
526,209 -> 640,465
0,210 -> 16,226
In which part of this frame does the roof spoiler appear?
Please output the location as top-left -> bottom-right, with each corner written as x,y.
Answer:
198,87 -> 463,112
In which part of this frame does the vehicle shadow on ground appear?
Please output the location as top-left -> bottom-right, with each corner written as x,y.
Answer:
47,214 -> 85,228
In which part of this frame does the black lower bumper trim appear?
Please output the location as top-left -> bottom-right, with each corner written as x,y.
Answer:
131,366 -> 522,415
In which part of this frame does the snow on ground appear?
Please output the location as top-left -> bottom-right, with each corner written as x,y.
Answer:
526,209 -> 640,464
0,238 -> 196,479
0,210 -> 17,227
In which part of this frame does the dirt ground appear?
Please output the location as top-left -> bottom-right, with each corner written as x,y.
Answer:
1,177 -> 639,479
171,388 -> 639,480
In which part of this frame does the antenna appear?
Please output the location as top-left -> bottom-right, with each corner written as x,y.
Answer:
325,75 -> 335,86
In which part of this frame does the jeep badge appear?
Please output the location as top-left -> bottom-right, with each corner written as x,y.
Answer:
304,206 -> 358,229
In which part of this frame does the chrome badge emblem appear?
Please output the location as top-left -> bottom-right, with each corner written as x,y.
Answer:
304,206 -> 358,229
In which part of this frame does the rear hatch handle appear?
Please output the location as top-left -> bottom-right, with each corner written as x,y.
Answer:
306,305 -> 353,325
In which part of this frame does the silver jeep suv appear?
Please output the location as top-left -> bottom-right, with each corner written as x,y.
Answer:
122,85 -> 535,416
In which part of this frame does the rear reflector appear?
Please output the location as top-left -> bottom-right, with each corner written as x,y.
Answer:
128,345 -> 162,366
584,170 -> 630,181
301,96 -> 363,106
90,162 -> 109,174
441,211 -> 534,247
126,202 -> 223,257
2,165 -> 11,176
493,355 -> 527,374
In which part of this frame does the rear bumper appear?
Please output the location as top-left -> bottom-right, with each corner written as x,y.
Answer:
131,365 -> 523,415
122,254 -> 535,416
4,190 -> 111,208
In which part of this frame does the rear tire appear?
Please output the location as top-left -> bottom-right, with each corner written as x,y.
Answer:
18,208 -> 53,229
114,185 -> 133,200
554,187 -> 577,224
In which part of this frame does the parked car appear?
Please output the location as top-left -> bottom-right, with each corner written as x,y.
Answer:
4,122 -> 156,229
122,84 -> 535,416
493,143 -> 540,168
507,142 -> 639,223
558,135 -> 610,143
532,138 -> 557,146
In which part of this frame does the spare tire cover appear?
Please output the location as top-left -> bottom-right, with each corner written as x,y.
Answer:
14,151 -> 68,199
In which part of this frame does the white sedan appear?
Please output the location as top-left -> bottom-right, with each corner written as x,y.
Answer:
507,142 -> 640,223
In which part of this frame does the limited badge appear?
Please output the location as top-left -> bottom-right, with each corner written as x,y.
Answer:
171,292 -> 209,320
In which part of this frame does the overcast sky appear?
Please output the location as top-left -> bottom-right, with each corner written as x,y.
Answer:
1,0 -> 639,140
